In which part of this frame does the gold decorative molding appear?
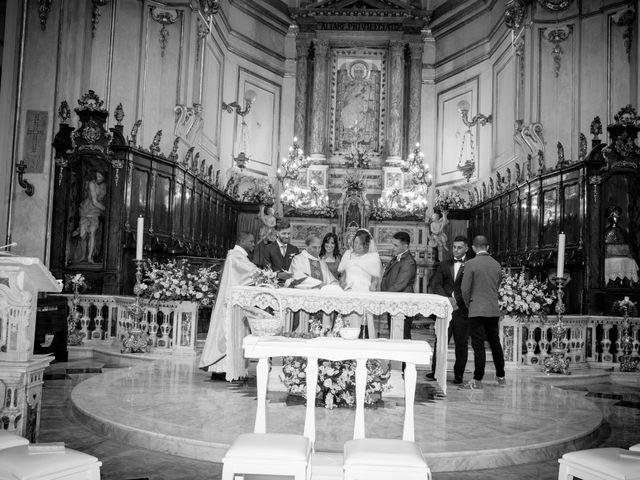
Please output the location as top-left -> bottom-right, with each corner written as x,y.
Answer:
612,6 -> 635,63
38,0 -> 52,31
91,0 -> 111,38
542,25 -> 573,77
150,7 -> 178,58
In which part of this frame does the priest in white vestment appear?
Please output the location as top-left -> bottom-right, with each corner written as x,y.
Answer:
199,232 -> 258,381
288,235 -> 338,288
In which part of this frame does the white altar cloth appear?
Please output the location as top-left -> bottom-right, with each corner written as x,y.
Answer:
226,286 -> 453,394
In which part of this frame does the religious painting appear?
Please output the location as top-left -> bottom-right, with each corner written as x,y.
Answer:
330,49 -> 386,157
563,183 -> 580,245
384,171 -> 402,190
67,159 -> 111,266
541,188 -> 558,247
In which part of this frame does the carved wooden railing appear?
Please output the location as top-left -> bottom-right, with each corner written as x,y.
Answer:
500,315 -> 640,368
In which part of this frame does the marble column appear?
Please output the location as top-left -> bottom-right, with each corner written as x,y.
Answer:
294,39 -> 310,144
407,42 -> 424,149
387,41 -> 405,164
309,39 -> 330,162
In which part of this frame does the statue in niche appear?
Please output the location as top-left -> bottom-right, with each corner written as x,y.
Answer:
604,206 -> 639,287
72,170 -> 107,264
335,60 -> 379,153
345,202 -> 361,229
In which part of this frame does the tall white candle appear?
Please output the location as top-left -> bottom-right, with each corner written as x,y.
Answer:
556,233 -> 566,278
136,216 -> 144,260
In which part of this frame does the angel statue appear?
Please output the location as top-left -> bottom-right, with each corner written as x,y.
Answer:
427,209 -> 449,260
257,204 -> 277,245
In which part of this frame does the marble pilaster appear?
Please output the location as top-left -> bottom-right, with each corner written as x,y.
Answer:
294,40 -> 311,143
310,39 -> 330,162
407,42 -> 424,148
387,41 -> 405,164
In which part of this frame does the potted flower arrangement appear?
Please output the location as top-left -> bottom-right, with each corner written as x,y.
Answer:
498,270 -> 555,321
140,259 -> 219,306
251,268 -> 279,288
280,317 -> 391,409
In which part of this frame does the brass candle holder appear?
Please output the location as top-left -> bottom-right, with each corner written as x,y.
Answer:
617,298 -> 639,372
543,274 -> 571,375
121,259 -> 150,353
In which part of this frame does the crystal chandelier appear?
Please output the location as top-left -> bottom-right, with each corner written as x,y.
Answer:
401,143 -> 432,187
276,137 -> 311,185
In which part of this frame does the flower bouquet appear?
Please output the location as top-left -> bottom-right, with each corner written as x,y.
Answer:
498,270 -> 555,321
64,273 -> 88,293
140,259 -> 219,306
280,317 -> 391,409
252,268 -> 279,287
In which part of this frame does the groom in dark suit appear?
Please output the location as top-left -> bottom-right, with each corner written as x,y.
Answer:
381,231 -> 417,339
428,235 -> 471,384
259,219 -> 299,272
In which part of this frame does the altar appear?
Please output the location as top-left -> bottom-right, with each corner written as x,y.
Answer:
226,286 -> 453,394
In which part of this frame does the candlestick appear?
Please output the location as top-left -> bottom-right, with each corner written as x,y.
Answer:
556,233 -> 566,278
136,216 -> 144,260
543,274 -> 571,375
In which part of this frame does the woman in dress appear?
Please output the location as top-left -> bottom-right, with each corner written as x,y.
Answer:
337,229 -> 382,337
320,232 -> 341,280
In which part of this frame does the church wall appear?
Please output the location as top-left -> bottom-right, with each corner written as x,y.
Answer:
429,0 -> 637,192
4,0 -> 291,260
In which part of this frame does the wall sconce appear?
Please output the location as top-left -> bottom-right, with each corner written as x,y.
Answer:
16,160 -> 35,196
222,89 -> 257,117
457,100 -> 492,127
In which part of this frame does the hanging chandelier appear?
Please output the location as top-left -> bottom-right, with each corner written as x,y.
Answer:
401,143 -> 432,188
276,137 -> 311,185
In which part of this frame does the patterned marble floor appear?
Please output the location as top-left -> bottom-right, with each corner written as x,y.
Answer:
36,353 -> 640,480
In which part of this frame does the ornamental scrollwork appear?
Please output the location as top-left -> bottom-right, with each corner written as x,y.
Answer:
150,7 -> 179,58
542,25 -> 573,77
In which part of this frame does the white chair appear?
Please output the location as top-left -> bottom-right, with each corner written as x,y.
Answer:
558,447 -> 640,480
343,360 -> 431,480
220,350 -> 318,480
0,444 -> 102,480
0,431 -> 29,450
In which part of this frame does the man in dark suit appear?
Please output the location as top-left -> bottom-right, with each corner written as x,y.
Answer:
381,231 -> 417,339
428,235 -> 471,384
259,219 -> 299,272
460,235 -> 505,390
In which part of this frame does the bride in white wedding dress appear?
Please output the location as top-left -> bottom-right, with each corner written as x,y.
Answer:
337,229 -> 382,336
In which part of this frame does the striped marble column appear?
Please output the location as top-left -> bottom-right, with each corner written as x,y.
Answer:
294,39 -> 311,143
387,41 -> 405,164
309,39 -> 330,161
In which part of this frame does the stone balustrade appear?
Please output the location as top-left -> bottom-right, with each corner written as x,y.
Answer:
500,315 -> 640,369
53,294 -> 202,356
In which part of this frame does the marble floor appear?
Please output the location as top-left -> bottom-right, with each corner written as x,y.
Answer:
37,351 -> 640,480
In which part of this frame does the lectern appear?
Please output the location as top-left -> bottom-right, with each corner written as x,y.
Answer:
0,256 -> 62,442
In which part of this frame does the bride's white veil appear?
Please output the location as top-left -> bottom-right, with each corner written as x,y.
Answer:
355,228 -> 378,254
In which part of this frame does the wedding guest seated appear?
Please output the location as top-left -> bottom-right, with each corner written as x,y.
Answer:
199,232 -> 258,382
320,232 -> 342,280
338,228 -> 382,338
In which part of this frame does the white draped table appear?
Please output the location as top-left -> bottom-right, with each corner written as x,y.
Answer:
226,286 -> 453,394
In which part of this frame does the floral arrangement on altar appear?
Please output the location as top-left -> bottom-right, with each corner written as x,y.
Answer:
64,273 -> 89,293
280,317 -> 391,409
434,189 -> 470,211
612,297 -> 638,317
140,259 -> 219,305
498,270 -> 555,320
370,188 -> 426,221
251,268 -> 279,287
